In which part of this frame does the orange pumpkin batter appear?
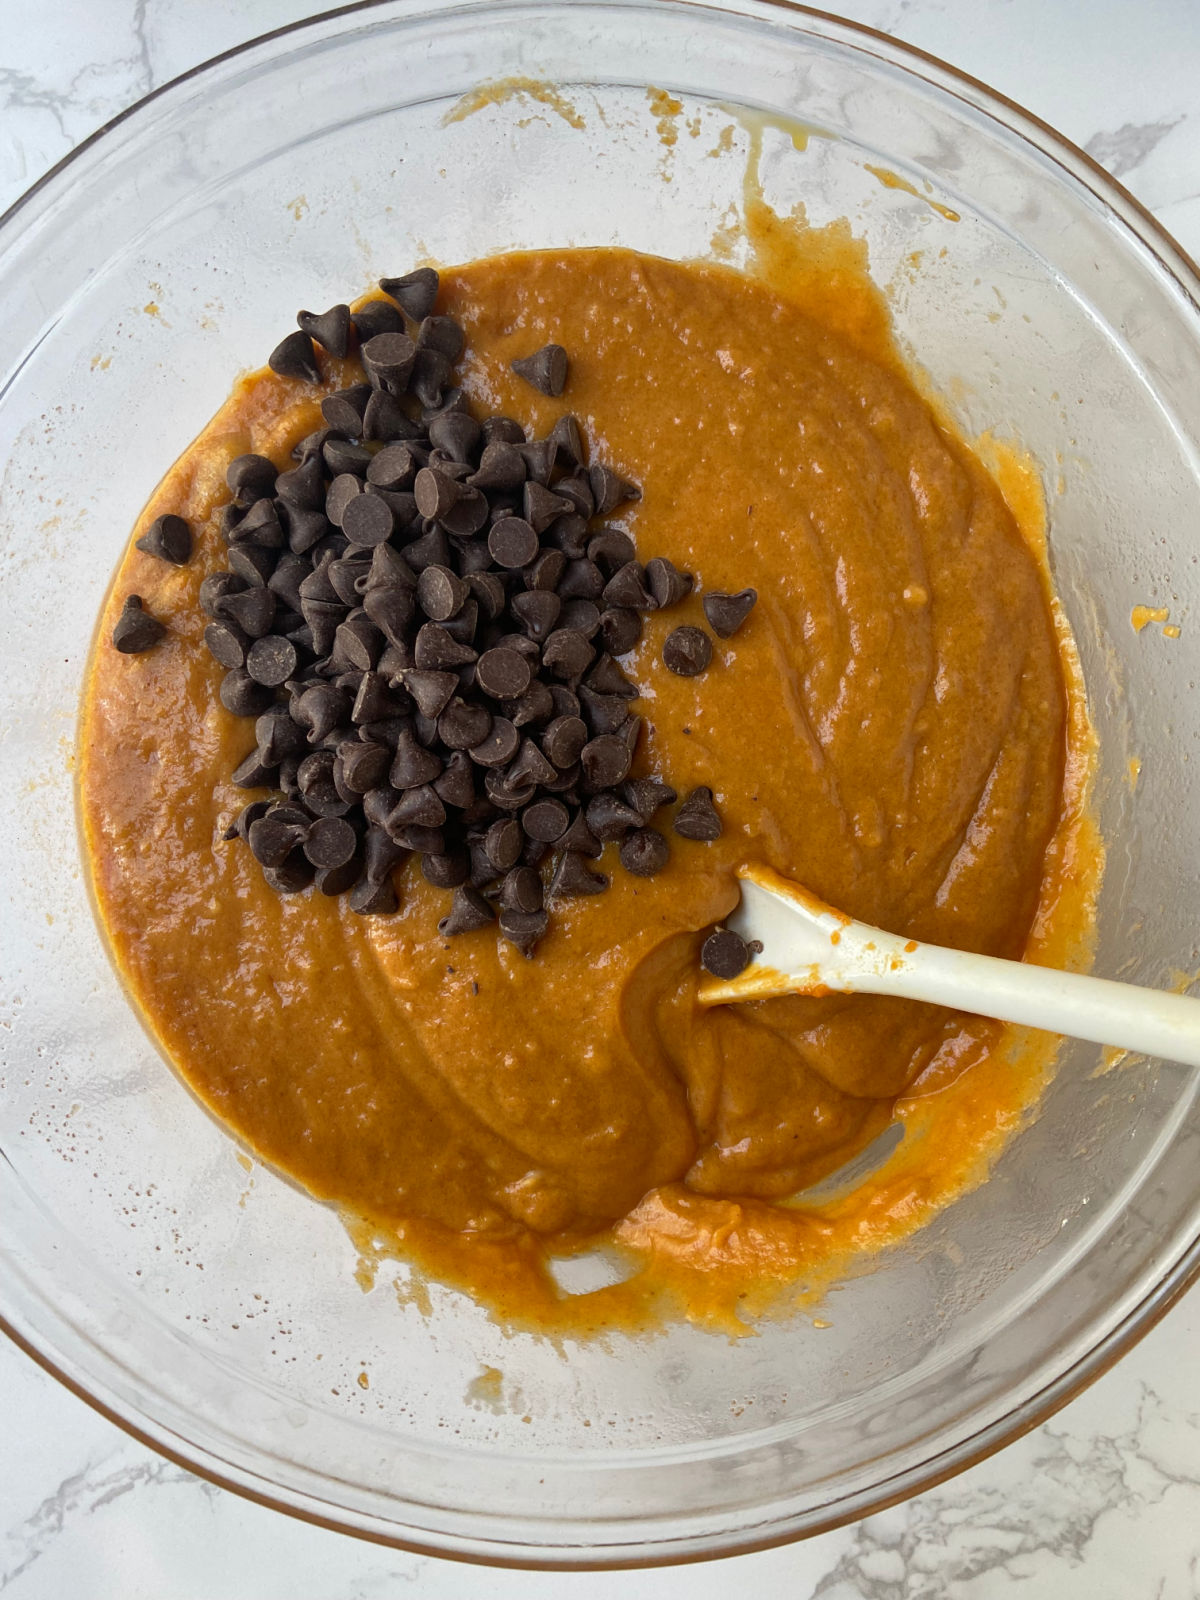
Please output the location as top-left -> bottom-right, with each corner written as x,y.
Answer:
79,245 -> 1096,1334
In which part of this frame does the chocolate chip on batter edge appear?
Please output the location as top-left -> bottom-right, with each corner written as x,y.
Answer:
112,595 -> 166,653
511,343 -> 568,397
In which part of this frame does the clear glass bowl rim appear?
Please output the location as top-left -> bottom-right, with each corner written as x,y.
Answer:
2,0 -> 1199,1568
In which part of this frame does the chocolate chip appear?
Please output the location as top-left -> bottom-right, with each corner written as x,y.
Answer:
439,884 -> 496,936
353,298 -> 406,341
389,821 -> 444,854
488,516 -> 539,569
674,786 -> 722,840
586,653 -> 638,699
525,548 -> 567,593
365,545 -> 417,594
702,588 -> 758,638
519,439 -> 555,490
227,453 -> 278,501
578,686 -> 629,735
363,390 -> 419,442
363,825 -> 409,883
350,874 -> 399,914
380,267 -> 439,321
396,668 -> 455,719
268,330 -> 321,383
498,907 -> 549,956
204,620 -> 248,669
227,544 -> 276,588
324,439 -> 372,479
332,617 -> 384,673
585,792 -> 643,841
580,733 -> 632,791
389,728 -> 442,788
589,463 -> 641,515
432,750 -> 475,809
363,585 -> 416,648
362,445 -> 413,493
438,698 -> 492,750
298,304 -> 351,357
558,809 -> 603,858
231,498 -> 284,549
283,506 -> 332,555
136,513 -> 192,566
339,493 -> 393,550
477,416 -> 522,447
325,473 -> 362,529
548,684 -> 580,719
558,559 -> 604,602
294,683 -> 349,744
521,797 -> 569,843
546,513 -> 589,559
224,799 -> 271,843
231,747 -> 276,789
410,466 -> 459,522
275,453 -> 326,510
338,739 -> 391,794
410,347 -> 453,407
553,472 -> 593,520
602,561 -> 657,612
619,827 -> 669,877
387,782 -> 447,832
598,607 -> 642,655
220,668 -> 274,717
662,625 -> 712,677
246,634 -> 298,687
472,646 -> 529,701
701,928 -> 755,980
263,849 -> 316,894
468,716 -> 520,768
414,563 -> 466,623
622,777 -> 677,821
481,817 -> 520,872
468,441 -> 526,493
112,595 -> 166,653
500,866 -> 542,913
645,557 -> 693,609
360,330 -> 415,396
414,315 -> 463,363
523,481 -> 573,534
349,672 -> 396,725
541,713 -> 588,769
315,857 -> 363,896
541,629 -> 594,681
247,812 -> 308,868
587,529 -> 636,575
322,384 -> 372,434
511,343 -> 568,396
508,737 -> 557,789
421,849 -> 469,888
301,815 -> 356,869
510,589 -> 561,641
413,621 -> 476,670
550,851 -> 608,898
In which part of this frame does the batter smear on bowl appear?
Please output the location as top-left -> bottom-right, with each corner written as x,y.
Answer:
80,244 -> 1097,1334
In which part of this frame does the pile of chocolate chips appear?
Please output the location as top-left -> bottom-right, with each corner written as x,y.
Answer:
117,267 -> 757,957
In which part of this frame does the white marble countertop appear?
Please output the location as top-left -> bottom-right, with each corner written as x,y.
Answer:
3,1 -> 1199,1595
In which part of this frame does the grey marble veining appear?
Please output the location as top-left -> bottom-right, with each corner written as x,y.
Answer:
2,0 -> 1200,1595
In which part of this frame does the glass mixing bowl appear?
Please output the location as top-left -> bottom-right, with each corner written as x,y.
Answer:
3,0 -> 1200,1568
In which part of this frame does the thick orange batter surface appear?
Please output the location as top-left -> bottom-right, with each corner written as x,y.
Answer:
80,245 -> 1095,1334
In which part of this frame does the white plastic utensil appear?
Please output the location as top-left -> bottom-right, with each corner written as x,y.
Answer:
699,864 -> 1200,1069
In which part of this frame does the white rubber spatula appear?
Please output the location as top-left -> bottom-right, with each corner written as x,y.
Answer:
698,864 -> 1200,1069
